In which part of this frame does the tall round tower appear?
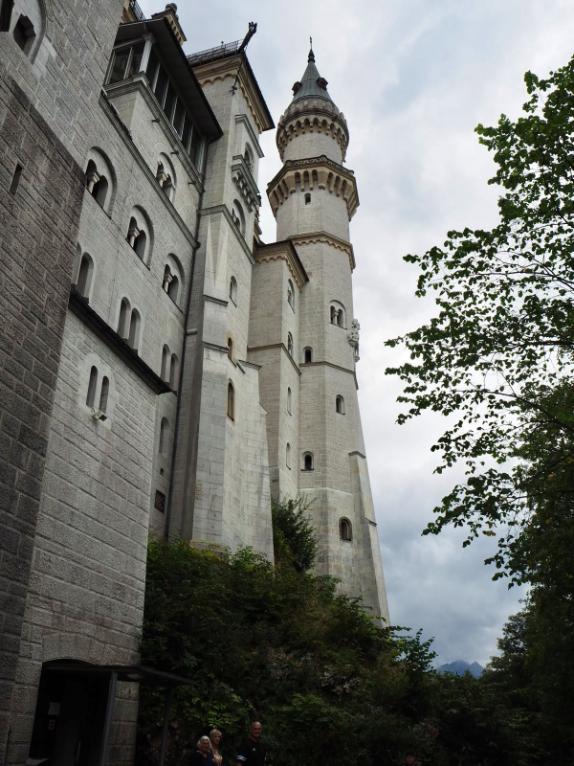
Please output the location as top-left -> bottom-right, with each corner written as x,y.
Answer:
266,49 -> 389,620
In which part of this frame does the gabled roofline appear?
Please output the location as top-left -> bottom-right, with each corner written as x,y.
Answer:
189,49 -> 274,133
254,240 -> 309,288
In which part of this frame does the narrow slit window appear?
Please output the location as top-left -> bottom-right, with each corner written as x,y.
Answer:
9,163 -> 22,195
99,376 -> 109,414
227,381 -> 235,420
86,366 -> 98,408
304,347 -> 313,363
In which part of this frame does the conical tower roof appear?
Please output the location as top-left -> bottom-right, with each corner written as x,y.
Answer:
277,46 -> 349,162
291,48 -> 334,104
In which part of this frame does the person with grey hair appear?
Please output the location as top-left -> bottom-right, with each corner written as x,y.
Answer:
190,735 -> 214,766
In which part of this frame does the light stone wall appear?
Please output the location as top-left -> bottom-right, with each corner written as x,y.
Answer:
0,0 -> 125,165
276,187 -> 350,242
263,90 -> 390,620
169,65 -> 274,559
282,129 -> 343,164
106,79 -> 202,225
8,310 -> 156,763
248,254 -> 301,502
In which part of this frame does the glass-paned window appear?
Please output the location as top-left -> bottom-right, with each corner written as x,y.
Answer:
127,41 -> 144,79
164,84 -> 176,120
182,114 -> 193,150
146,46 -> 159,84
173,100 -> 185,137
109,46 -> 131,84
154,66 -> 168,105
191,132 -> 203,169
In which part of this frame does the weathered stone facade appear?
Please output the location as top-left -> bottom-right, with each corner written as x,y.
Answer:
0,4 -> 388,763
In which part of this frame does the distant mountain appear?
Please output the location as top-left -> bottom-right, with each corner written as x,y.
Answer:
438,660 -> 484,678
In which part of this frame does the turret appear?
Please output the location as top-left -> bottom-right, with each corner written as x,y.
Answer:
268,49 -> 359,243
276,48 -> 349,164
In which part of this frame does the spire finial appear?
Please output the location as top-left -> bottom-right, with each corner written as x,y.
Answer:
308,37 -> 315,63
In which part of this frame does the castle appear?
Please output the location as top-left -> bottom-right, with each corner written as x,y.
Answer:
0,1 -> 388,763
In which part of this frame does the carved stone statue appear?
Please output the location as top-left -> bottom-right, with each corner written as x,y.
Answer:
348,318 -> 360,361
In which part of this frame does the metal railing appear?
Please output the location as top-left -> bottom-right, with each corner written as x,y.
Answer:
187,39 -> 242,65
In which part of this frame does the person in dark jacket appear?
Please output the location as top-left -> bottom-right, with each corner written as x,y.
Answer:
235,722 -> 268,766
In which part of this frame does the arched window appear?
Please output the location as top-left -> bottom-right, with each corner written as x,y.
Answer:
229,276 -> 238,305
303,452 -> 314,471
287,387 -> 292,414
287,332 -> 293,356
161,344 -> 170,380
339,517 -> 353,541
231,200 -> 245,236
304,347 -> 313,363
304,192 -> 311,205
159,417 -> 169,455
126,207 -> 153,265
287,280 -> 295,310
163,265 -> 179,303
86,366 -> 98,408
162,255 -> 184,307
169,354 -> 178,390
99,376 -> 109,414
286,442 -> 291,469
156,154 -> 176,201
330,302 -> 346,328
127,217 -> 147,260
84,148 -> 115,213
76,253 -> 94,300
336,395 -> 345,414
118,297 -> 131,338
128,308 -> 141,351
227,381 -> 235,420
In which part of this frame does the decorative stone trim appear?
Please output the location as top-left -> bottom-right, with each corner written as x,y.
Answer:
192,55 -> 274,134
288,231 -> 356,271
277,111 -> 349,161
231,154 -> 260,211
254,241 -> 308,289
267,155 -> 359,220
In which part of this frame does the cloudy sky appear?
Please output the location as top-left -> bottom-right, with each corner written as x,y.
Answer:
141,0 -> 574,664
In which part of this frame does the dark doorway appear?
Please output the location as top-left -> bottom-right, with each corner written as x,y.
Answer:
29,661 -> 109,766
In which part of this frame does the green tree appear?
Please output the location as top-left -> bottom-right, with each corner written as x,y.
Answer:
387,54 -> 574,764
272,497 -> 317,572
137,506 -> 446,766
386,55 -> 574,584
